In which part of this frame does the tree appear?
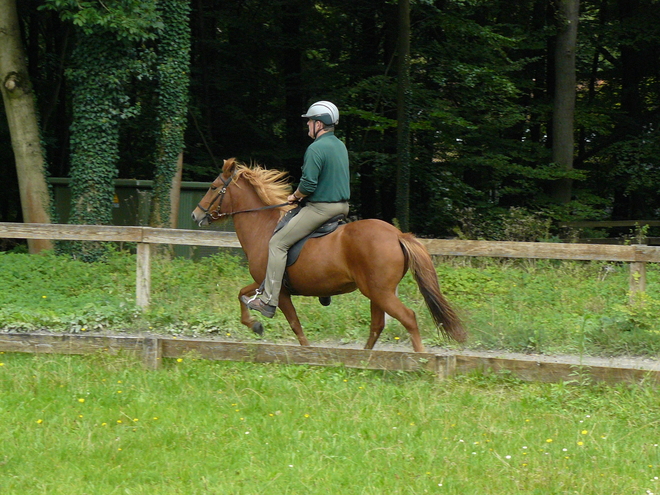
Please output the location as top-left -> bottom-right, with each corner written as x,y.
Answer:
395,0 -> 411,232
0,0 -> 53,253
41,0 -> 183,258
149,0 -> 191,228
7,0 -> 660,249
551,0 -> 579,204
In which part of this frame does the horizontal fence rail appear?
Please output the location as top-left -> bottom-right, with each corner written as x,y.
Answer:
418,238 -> 660,262
0,333 -> 657,385
1,222 -> 659,308
0,222 -> 242,247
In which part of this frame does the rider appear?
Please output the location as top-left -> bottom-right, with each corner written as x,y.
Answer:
241,101 -> 351,318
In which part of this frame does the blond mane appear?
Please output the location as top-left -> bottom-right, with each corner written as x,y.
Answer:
231,160 -> 294,214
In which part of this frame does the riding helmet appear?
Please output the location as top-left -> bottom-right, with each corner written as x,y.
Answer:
301,101 -> 339,126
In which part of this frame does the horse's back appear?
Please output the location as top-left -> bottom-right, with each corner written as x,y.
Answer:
340,218 -> 407,267
286,218 -> 407,296
316,218 -> 404,258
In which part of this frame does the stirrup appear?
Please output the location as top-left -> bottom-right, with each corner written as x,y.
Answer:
246,287 -> 263,304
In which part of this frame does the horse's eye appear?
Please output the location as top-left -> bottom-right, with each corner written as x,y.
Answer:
210,186 -> 217,191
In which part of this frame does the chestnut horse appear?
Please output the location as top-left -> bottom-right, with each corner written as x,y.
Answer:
191,158 -> 465,352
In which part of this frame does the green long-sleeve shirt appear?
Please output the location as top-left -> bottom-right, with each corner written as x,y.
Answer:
298,132 -> 350,202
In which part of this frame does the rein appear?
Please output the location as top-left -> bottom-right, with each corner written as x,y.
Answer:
208,202 -> 291,221
196,173 -> 291,222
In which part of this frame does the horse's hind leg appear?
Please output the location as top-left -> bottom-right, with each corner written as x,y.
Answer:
371,292 -> 425,352
239,283 -> 266,336
365,301 -> 385,350
277,292 -> 310,346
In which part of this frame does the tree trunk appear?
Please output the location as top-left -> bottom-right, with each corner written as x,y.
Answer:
281,0 -> 307,170
149,0 -> 191,228
0,0 -> 53,253
169,152 -> 183,228
551,0 -> 579,204
611,0 -> 644,219
395,0 -> 411,232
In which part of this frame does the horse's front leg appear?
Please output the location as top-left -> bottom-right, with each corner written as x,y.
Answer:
277,292 -> 309,346
238,283 -> 265,336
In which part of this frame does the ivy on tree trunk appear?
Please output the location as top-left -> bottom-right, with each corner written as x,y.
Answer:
150,0 -> 191,228
65,30 -> 129,260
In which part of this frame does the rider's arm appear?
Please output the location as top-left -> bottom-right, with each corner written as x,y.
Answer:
288,190 -> 306,203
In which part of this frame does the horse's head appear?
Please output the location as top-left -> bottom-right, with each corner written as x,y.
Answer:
191,158 -> 238,226
192,158 -> 293,226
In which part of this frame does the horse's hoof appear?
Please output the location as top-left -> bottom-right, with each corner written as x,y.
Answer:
319,297 -> 332,306
251,322 -> 264,336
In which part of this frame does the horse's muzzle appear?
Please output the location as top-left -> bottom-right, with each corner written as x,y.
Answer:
191,209 -> 209,227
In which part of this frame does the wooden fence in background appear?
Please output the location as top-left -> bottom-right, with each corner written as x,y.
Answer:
1,222 -> 659,308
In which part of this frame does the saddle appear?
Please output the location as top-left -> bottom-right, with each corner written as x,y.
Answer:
274,206 -> 346,267
256,206 -> 346,303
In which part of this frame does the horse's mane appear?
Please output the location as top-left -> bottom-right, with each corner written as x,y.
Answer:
230,160 -> 294,214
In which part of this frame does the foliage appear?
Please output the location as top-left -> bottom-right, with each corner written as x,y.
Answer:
7,0 -> 660,244
0,354 -> 658,494
453,206 -> 553,241
46,1 -> 159,259
150,0 -> 191,227
1,251 -> 660,358
0,249 -> 140,331
39,0 -> 163,40
41,0 -> 189,257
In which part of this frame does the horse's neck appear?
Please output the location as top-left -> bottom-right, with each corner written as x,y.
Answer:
232,209 -> 279,259
229,180 -> 281,262
232,182 -> 280,264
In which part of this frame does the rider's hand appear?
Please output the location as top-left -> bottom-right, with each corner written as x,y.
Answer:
288,194 -> 301,204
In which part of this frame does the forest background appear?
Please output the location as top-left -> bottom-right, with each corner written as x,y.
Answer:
2,0 -> 660,252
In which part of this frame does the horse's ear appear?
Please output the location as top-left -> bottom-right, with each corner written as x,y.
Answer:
222,157 -> 237,176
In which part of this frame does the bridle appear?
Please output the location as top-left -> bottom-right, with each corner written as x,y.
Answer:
196,173 -> 291,223
195,174 -> 233,221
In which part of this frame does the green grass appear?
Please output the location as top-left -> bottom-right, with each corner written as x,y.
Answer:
1,249 -> 660,357
0,353 -> 658,494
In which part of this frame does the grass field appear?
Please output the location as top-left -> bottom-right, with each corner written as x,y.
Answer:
0,352 -> 659,494
1,249 -> 660,357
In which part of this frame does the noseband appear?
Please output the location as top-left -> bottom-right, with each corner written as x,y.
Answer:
196,173 -> 292,223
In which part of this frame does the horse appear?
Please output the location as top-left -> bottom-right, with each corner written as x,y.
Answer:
191,158 -> 466,352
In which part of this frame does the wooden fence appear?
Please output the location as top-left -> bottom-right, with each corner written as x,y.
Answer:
2,222 -> 660,385
0,333 -> 658,385
1,222 -> 659,308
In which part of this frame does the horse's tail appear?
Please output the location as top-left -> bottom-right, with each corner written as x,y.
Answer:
398,233 -> 467,343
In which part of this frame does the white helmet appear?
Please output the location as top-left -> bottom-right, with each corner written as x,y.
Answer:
301,101 -> 339,126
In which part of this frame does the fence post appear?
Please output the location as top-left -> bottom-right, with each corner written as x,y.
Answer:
629,262 -> 646,298
141,336 -> 162,369
136,242 -> 151,308
435,355 -> 456,380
